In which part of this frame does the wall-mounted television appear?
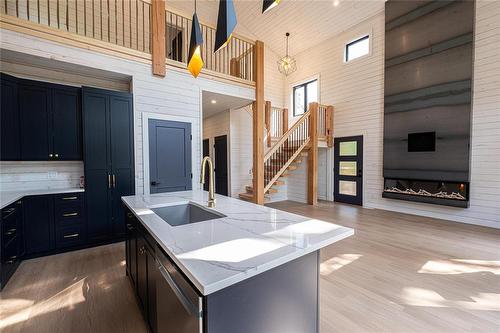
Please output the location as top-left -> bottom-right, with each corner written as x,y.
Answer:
408,132 -> 436,152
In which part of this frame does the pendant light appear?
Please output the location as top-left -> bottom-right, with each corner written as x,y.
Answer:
262,0 -> 281,13
188,0 -> 204,78
214,0 -> 237,52
277,32 -> 297,76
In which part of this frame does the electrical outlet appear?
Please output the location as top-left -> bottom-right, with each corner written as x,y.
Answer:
48,171 -> 58,179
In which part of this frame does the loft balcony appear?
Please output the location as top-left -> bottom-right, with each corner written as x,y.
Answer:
0,0 -> 256,86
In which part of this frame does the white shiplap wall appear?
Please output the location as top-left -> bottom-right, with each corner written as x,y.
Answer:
203,110 -> 231,194
0,28 -> 255,196
285,2 -> 500,228
229,105 -> 253,197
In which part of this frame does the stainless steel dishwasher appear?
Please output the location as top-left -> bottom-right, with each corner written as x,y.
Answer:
156,248 -> 203,333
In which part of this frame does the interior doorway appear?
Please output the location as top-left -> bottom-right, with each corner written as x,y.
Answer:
214,135 -> 229,196
334,135 -> 363,205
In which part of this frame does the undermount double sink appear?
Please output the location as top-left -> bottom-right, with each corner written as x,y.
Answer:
151,202 -> 226,227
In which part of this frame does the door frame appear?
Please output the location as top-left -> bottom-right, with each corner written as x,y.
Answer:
142,112 -> 199,195
333,135 -> 364,206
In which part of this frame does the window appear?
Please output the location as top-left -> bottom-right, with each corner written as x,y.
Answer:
293,79 -> 318,116
345,35 -> 369,62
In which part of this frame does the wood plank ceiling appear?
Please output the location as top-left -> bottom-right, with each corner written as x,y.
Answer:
168,0 -> 385,56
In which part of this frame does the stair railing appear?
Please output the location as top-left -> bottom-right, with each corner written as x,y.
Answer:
263,108 -> 312,192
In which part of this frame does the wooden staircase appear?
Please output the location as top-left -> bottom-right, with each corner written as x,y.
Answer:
239,105 -> 314,202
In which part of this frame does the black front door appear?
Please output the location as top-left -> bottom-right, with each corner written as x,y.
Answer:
334,136 -> 363,205
214,135 -> 228,196
149,119 -> 192,193
202,139 -> 210,191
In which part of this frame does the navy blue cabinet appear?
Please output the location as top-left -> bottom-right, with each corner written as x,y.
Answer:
0,73 -> 20,160
23,195 -> 55,255
52,86 -> 82,160
83,87 -> 134,242
19,80 -> 51,160
1,200 -> 23,290
1,74 -> 82,161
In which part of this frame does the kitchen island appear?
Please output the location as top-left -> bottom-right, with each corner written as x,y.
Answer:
122,190 -> 354,333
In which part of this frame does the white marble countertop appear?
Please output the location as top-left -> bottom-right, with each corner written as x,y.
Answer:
0,188 -> 85,209
122,190 -> 354,295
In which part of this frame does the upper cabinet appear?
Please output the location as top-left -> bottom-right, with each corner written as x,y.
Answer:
0,74 -> 82,161
52,86 -> 82,160
1,74 -> 20,160
18,80 -> 52,160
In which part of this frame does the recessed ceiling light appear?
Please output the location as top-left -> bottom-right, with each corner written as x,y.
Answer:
211,99 -> 217,104
333,0 -> 340,7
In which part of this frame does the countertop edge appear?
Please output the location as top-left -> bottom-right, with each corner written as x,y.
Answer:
122,198 -> 355,296
0,188 -> 85,209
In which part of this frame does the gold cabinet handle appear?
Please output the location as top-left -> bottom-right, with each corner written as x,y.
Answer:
112,174 -> 116,188
62,196 -> 78,200
55,153 -> 59,158
5,228 -> 16,235
63,212 -> 78,217
49,153 -> 53,158
127,212 -> 134,218
63,233 -> 79,239
108,174 -> 112,189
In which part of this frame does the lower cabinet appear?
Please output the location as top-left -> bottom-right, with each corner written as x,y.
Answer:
24,195 -> 55,255
1,200 -> 23,289
24,193 -> 86,257
125,206 -> 202,333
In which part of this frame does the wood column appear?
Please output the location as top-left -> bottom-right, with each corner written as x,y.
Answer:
307,102 -> 318,205
230,58 -> 241,78
282,108 -> 289,134
265,101 -> 271,147
152,0 -> 166,76
253,41 -> 265,205
326,105 -> 334,148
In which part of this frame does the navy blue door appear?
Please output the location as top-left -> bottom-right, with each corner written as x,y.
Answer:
110,94 -> 134,237
82,87 -> 134,241
214,135 -> 228,196
83,89 -> 111,242
149,119 -> 192,193
334,136 -> 363,205
0,73 -> 20,160
19,80 -> 51,160
24,195 -> 55,255
202,139 -> 210,191
52,86 -> 82,160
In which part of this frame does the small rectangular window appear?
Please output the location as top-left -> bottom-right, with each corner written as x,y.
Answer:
345,35 -> 369,62
293,79 -> 318,116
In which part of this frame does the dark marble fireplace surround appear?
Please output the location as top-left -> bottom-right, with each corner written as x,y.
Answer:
383,0 -> 474,208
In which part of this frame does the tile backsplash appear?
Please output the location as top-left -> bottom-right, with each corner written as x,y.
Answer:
0,161 -> 84,191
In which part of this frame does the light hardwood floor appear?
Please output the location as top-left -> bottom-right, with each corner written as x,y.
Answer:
1,201 -> 499,333
268,201 -> 500,333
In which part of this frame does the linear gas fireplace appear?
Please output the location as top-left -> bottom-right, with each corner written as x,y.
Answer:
383,179 -> 469,208
383,1 -> 474,208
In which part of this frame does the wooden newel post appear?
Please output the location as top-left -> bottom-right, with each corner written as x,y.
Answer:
265,101 -> 271,147
326,105 -> 334,148
282,108 -> 289,134
253,41 -> 265,205
307,102 -> 318,205
152,0 -> 166,76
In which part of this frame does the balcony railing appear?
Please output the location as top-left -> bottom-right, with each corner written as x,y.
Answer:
165,10 -> 255,83
1,0 -> 255,84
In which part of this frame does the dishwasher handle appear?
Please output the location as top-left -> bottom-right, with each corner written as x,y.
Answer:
157,260 -> 201,318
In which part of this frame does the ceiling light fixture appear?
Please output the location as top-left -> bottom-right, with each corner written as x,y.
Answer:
214,0 -> 237,52
277,32 -> 297,76
262,0 -> 281,13
187,0 -> 204,78
211,99 -> 217,104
